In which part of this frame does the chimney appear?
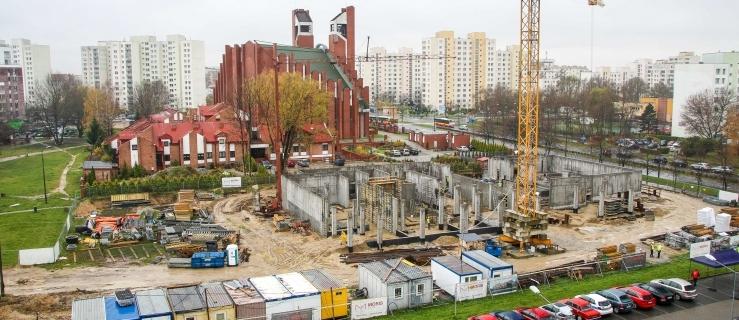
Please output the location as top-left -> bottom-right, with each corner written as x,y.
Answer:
292,9 -> 314,48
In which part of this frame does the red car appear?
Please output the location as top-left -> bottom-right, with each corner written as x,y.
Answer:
287,159 -> 296,168
618,286 -> 656,310
561,298 -> 601,320
467,315 -> 498,320
516,307 -> 554,320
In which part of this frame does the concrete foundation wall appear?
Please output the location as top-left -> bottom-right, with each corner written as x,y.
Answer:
488,157 -> 516,182
451,174 -> 492,210
338,175 -> 350,207
282,176 -> 327,234
405,170 -> 439,206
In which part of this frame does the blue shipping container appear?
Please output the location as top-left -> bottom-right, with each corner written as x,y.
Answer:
191,252 -> 225,268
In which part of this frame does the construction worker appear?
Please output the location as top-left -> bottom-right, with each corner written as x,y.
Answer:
691,268 -> 700,286
649,241 -> 655,258
339,231 -> 347,245
656,242 -> 663,259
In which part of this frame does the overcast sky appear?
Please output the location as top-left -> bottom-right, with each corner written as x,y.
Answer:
2,0 -> 738,74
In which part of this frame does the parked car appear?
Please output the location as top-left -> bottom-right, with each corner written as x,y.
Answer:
712,166 -> 733,175
334,156 -> 345,166
635,283 -> 675,305
618,285 -> 656,309
540,302 -> 575,320
576,294 -> 613,316
690,162 -> 710,171
671,159 -> 687,168
261,160 -> 272,169
652,156 -> 668,165
480,177 -> 495,183
391,149 -> 402,157
297,159 -> 310,168
516,307 -> 555,320
561,298 -> 601,320
468,315 -> 498,320
650,278 -> 697,301
408,148 -> 420,155
460,124 -> 469,131
286,159 -> 296,168
492,311 -> 525,320
457,146 -> 470,152
402,148 -> 411,156
593,289 -> 635,313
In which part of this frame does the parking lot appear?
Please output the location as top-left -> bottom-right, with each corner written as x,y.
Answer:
609,273 -> 738,319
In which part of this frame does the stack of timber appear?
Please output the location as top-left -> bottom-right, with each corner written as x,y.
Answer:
618,242 -> 637,254
603,200 -> 624,215
682,224 -> 714,237
721,208 -> 739,227
596,245 -> 621,260
340,247 -> 444,264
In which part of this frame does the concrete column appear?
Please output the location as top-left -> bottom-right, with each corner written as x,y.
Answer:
392,197 -> 399,235
460,203 -> 469,233
627,189 -> 634,213
510,191 -> 516,211
573,185 -> 579,210
331,206 -> 338,237
453,185 -> 460,219
488,184 -> 494,209
321,201 -> 329,236
419,208 -> 426,242
359,206 -> 366,235
400,201 -> 406,232
438,195 -> 445,230
377,211 -> 384,250
347,204 -> 354,252
535,192 -> 541,212
474,191 -> 482,224
598,191 -> 605,218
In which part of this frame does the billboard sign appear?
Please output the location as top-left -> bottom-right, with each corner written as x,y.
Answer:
221,177 -> 242,188
351,297 -> 387,319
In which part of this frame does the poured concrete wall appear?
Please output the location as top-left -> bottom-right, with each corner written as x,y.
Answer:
405,170 -> 439,206
338,175 -> 350,207
282,176 -> 327,234
488,157 -> 516,181
450,174 -> 492,210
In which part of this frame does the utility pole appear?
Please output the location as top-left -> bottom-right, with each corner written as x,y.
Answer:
1,242 -> 5,297
41,151 -> 48,204
272,43 -> 283,204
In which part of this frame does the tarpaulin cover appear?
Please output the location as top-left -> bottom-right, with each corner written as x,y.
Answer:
104,296 -> 139,320
691,249 -> 739,268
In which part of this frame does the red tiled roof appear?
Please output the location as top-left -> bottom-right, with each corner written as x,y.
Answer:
198,103 -> 228,117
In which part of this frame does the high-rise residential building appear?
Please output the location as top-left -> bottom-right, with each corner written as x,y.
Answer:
81,35 -> 205,110
0,66 -> 24,121
0,39 -> 51,105
594,66 -> 634,87
629,52 -> 699,88
357,47 -> 416,105
672,63 -> 731,138
488,44 -> 520,92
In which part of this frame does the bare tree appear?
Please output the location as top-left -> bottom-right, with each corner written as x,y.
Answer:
650,82 -> 673,98
679,88 -> 737,139
132,80 -> 168,119
477,84 -> 515,142
621,77 -> 647,103
28,74 -> 85,145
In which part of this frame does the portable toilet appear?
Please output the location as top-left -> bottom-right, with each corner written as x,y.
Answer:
300,269 -> 348,319
227,244 -> 239,266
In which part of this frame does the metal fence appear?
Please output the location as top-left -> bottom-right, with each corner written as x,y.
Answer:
516,252 -> 648,289
86,174 -> 275,197
19,198 -> 76,265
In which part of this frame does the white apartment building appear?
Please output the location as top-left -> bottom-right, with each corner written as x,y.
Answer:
488,45 -> 519,92
0,39 -> 51,104
672,63 -> 730,138
629,52 -> 699,89
593,66 -> 634,87
81,35 -> 205,110
357,47 -> 415,105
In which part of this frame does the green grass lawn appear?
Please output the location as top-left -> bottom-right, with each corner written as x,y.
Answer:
383,255 -> 723,320
0,143 -> 48,158
65,149 -> 89,197
0,207 -> 68,266
0,195 -> 72,212
643,175 -> 719,197
0,150 -> 73,197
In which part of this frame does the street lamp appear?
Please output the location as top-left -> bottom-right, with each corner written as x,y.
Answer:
529,284 -> 552,304
706,253 -> 736,320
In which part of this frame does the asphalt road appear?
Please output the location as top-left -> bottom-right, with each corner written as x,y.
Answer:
606,273 -> 738,320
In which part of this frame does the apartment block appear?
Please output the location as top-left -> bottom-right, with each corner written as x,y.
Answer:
672,63 -> 730,138
0,66 -> 24,120
81,35 -> 206,110
0,39 -> 51,106
357,47 -> 416,105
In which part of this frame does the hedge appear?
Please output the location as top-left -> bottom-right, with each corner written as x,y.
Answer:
87,173 -> 275,197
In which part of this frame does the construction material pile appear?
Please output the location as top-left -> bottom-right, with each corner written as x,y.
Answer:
160,222 -> 238,257
340,247 -> 444,265
720,208 -> 739,227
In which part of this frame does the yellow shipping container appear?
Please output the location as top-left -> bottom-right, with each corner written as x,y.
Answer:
300,269 -> 348,319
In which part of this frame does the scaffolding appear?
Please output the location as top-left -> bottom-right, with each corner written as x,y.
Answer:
360,177 -> 403,232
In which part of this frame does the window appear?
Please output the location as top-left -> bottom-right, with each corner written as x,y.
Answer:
197,153 -> 204,160
416,283 -> 425,295
131,144 -> 138,151
219,151 -> 226,158
183,154 -> 190,161
206,151 -> 212,158
463,275 -> 479,283
230,150 -> 235,158
163,154 -> 170,161
186,317 -> 195,320
394,287 -> 403,299
216,313 -> 225,320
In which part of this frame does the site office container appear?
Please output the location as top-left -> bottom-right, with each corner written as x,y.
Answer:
71,297 -> 106,320
135,288 -> 173,319
430,256 -> 484,298
299,269 -> 348,319
199,282 -> 235,320
104,296 -> 140,320
249,272 -> 321,320
166,285 -> 207,320
223,279 -> 266,320
358,258 -> 433,311
461,250 -> 516,294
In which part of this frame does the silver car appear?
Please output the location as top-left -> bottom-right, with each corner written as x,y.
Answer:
650,278 -> 697,301
541,302 -> 576,320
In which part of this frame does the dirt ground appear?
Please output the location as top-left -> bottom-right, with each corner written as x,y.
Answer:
0,188 -> 724,319
509,190 -> 722,273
